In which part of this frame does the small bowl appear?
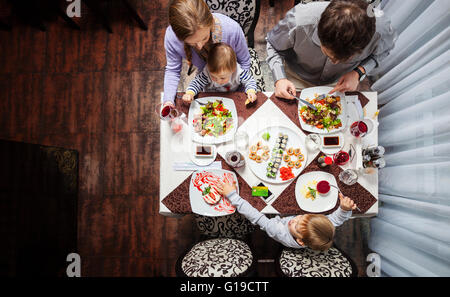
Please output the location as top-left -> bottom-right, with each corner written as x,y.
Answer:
316,180 -> 330,195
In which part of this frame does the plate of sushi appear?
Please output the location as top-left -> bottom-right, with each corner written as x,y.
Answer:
189,169 -> 238,216
247,126 -> 308,184
188,97 -> 238,144
298,87 -> 348,134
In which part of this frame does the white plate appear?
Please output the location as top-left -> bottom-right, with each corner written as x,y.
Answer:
295,171 -> 339,213
247,126 -> 308,184
188,97 -> 238,144
189,169 -> 238,217
189,143 -> 217,166
298,87 -> 348,134
319,133 -> 345,155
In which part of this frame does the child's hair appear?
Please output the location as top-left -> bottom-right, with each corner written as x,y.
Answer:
296,214 -> 335,251
207,43 -> 237,74
169,0 -> 214,64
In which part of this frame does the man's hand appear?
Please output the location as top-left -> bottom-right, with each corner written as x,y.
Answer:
182,93 -> 194,103
328,70 -> 360,94
216,180 -> 237,197
339,192 -> 357,211
275,78 -> 296,99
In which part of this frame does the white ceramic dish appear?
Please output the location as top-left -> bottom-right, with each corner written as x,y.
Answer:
298,87 -> 348,134
295,171 -> 339,213
189,143 -> 217,166
189,169 -> 238,216
319,132 -> 345,155
247,126 -> 308,184
188,97 -> 238,144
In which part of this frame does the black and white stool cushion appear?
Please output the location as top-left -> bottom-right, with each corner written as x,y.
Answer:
249,47 -> 266,92
279,247 -> 353,277
205,0 -> 257,38
195,212 -> 256,240
181,238 -> 253,277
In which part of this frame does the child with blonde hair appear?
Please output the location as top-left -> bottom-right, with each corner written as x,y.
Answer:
216,180 -> 358,251
182,42 -> 257,105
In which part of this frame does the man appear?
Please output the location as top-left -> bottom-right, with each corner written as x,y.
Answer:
266,0 -> 397,98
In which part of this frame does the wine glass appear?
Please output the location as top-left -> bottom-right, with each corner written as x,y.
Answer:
350,118 -> 374,138
155,102 -> 180,121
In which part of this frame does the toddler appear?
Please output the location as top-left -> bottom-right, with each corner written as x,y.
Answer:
182,42 -> 257,105
216,180 -> 358,251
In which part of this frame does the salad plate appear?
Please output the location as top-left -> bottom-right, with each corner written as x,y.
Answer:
189,169 -> 238,217
298,87 -> 348,134
188,97 -> 238,144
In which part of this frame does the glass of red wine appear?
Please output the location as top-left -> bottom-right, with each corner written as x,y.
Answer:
155,102 -> 180,121
350,120 -> 368,138
333,150 -> 350,166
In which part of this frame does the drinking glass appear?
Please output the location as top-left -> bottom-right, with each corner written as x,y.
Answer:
155,102 -> 180,121
338,169 -> 358,186
350,118 -> 374,138
234,131 -> 249,152
333,150 -> 350,166
306,133 -> 320,151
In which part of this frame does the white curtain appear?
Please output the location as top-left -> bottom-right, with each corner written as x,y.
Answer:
368,0 -> 450,277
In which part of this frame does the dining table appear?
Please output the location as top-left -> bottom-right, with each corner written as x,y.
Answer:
159,90 -> 379,218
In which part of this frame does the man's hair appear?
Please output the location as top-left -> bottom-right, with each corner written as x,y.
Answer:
296,214 -> 335,251
318,0 -> 376,62
207,43 -> 237,74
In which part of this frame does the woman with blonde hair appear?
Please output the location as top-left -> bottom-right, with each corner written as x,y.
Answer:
162,0 -> 251,107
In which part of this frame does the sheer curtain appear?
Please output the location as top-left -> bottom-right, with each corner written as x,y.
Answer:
368,0 -> 450,276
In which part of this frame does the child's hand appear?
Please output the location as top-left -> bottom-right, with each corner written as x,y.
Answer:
182,93 -> 194,103
339,192 -> 357,211
216,180 -> 237,197
247,91 -> 257,103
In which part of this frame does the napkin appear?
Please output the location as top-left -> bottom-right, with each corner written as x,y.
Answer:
172,161 -> 222,171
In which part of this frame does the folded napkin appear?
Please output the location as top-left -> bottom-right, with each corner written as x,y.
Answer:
173,161 -> 222,171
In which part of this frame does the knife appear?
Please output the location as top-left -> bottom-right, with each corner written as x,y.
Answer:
293,95 -> 318,111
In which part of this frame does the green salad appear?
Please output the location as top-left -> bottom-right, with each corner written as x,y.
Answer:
192,100 -> 233,137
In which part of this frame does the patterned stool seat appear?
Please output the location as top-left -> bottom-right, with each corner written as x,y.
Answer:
279,247 -> 355,277
181,238 -> 254,277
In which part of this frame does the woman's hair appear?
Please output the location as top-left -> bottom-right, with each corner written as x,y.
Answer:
207,43 -> 237,74
169,0 -> 215,63
296,214 -> 335,251
318,0 -> 376,62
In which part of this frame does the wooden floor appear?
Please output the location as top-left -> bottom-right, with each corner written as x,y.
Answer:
0,0 -> 370,276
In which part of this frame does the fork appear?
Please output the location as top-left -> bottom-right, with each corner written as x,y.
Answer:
329,184 -> 363,212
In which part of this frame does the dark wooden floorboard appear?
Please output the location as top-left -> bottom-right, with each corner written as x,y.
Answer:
0,0 -> 368,276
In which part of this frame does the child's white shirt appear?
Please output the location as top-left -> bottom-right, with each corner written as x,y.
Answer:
226,191 -> 352,248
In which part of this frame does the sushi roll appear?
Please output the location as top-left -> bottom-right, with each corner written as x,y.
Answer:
283,134 -> 288,139
276,158 -> 282,163
283,155 -> 290,162
282,139 -> 287,144
280,143 -> 286,149
271,167 -> 277,173
274,163 -> 280,168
